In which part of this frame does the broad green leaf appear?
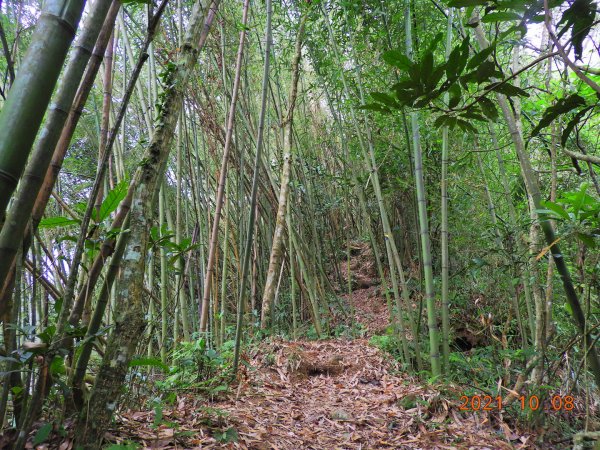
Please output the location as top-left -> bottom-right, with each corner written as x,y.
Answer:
499,24 -> 527,39
370,92 -> 397,107
466,46 -> 495,70
460,109 -> 487,122
496,0 -> 529,11
94,180 -> 128,223
556,0 -> 596,60
434,115 -> 451,129
445,46 -> 463,81
447,0 -> 487,6
33,423 -> 52,446
564,302 -> 573,316
408,63 -> 422,85
424,33 -> 444,57
421,52 -> 434,86
50,355 -> 66,376
561,105 -> 593,146
486,81 -> 529,97
481,11 -> 522,22
382,50 -> 412,71
215,427 -> 238,443
456,119 -> 478,134
428,65 -> 446,90
531,94 -> 586,138
359,103 -> 391,113
38,325 -> 57,344
474,60 -> 500,84
576,233 -> 597,248
539,200 -> 570,220
448,84 -> 461,109
39,216 -> 80,229
479,97 -> 499,121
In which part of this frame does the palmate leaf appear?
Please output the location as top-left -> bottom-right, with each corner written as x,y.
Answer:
530,94 -> 586,138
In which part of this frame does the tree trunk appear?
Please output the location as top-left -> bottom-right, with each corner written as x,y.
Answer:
75,1 -> 217,446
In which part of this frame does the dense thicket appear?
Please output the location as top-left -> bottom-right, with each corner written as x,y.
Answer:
0,0 -> 599,447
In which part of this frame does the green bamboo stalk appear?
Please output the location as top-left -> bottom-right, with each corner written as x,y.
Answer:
0,0 -> 86,216
75,2 -> 217,444
440,7 -> 453,373
404,1 -> 441,378
233,0 -> 272,371
474,19 -> 600,387
200,0 -> 250,332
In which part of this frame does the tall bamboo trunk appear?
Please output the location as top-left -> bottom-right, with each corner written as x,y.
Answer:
260,14 -> 307,328
0,0 -> 86,216
0,0 -> 119,309
75,1 -> 216,446
199,0 -> 250,332
404,1 -> 441,378
440,8 -> 453,373
474,19 -> 600,387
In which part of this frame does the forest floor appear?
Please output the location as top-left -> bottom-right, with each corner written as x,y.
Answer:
97,244 -> 539,450
24,244 -> 548,449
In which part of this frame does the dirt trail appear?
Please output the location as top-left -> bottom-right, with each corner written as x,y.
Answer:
107,243 -> 534,449
111,336 -> 530,449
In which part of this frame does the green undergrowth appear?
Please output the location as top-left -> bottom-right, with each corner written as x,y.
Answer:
367,326 -> 596,445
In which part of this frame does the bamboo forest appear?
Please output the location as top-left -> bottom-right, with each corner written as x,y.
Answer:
0,0 -> 600,448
